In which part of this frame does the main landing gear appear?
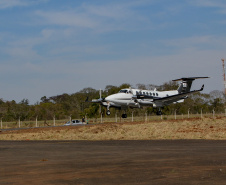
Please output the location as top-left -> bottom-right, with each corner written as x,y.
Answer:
122,114 -> 127,118
105,110 -> 127,118
156,108 -> 162,115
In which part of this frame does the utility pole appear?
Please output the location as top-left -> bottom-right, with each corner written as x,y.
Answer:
221,59 -> 226,95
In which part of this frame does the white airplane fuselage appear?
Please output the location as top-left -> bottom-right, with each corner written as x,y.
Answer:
104,88 -> 179,109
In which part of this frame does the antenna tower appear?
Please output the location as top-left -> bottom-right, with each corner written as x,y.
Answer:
221,59 -> 226,95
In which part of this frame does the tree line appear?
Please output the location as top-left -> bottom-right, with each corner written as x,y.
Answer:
0,81 -> 225,122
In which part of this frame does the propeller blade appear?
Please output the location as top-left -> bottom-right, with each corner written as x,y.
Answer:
99,89 -> 102,99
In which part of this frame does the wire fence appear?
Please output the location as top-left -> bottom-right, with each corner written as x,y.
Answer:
0,112 -> 225,130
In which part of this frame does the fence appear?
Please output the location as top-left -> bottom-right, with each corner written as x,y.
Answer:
0,112 -> 225,130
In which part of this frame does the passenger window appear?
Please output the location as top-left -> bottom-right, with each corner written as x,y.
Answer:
150,92 -> 152,96
153,93 -> 155,96
156,93 -> 158,96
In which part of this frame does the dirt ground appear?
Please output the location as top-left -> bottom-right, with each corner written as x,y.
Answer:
1,140 -> 226,185
1,117 -> 226,140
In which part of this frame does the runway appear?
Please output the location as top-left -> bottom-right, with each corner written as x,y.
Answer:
1,140 -> 226,184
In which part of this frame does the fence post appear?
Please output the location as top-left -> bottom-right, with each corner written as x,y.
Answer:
188,108 -> 190,118
69,115 -> 72,124
100,112 -> 103,123
36,116 -> 38,127
53,115 -> 55,126
19,116 -> 20,128
1,118 -> 2,129
174,109 -> 177,120
85,114 -> 87,124
132,111 -> 134,122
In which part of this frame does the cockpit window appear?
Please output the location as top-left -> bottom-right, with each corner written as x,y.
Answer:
119,89 -> 128,93
119,89 -> 132,94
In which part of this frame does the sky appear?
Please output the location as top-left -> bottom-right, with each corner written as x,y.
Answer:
0,0 -> 226,104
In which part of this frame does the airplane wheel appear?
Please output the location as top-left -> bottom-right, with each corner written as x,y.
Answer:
122,114 -> 127,118
106,110 -> 111,116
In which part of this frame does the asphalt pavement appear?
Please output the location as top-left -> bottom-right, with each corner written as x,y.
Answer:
1,140 -> 226,184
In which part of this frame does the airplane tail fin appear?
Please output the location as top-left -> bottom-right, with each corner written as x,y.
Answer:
173,77 -> 209,94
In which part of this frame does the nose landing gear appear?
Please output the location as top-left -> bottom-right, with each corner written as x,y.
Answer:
106,102 -> 111,116
106,110 -> 111,116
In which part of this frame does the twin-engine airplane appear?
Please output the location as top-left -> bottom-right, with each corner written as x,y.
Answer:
90,77 -> 209,118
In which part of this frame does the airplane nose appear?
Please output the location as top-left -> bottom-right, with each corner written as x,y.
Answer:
105,95 -> 113,101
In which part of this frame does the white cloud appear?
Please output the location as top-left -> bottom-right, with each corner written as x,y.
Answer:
82,2 -> 133,20
190,0 -> 226,14
34,1 -> 154,33
0,0 -> 27,9
0,0 -> 48,9
35,10 -> 98,29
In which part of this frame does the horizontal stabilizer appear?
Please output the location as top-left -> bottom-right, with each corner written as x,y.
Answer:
173,77 -> 209,82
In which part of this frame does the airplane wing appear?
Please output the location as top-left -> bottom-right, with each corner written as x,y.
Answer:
89,99 -> 104,103
85,96 -> 106,103
137,85 -> 204,106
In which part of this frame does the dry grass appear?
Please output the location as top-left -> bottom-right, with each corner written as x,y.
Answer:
0,117 -> 226,140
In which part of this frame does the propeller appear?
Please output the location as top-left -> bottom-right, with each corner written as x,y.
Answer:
130,96 -> 141,108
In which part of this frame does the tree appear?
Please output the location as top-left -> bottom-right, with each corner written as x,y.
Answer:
20,99 -> 29,105
209,90 -> 225,113
105,85 -> 119,95
136,83 -> 146,90
159,81 -> 178,91
40,96 -> 50,103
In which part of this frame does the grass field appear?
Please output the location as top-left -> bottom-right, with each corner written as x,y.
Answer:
0,117 -> 226,140
1,113 -> 225,129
